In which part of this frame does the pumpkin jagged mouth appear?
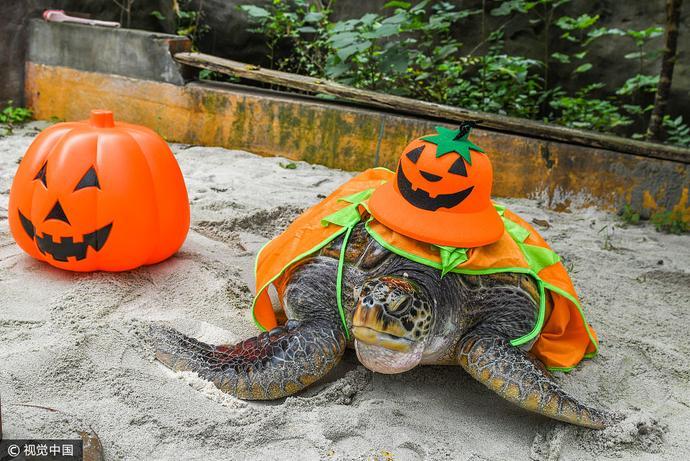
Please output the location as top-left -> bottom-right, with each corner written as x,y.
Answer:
18,210 -> 113,262
397,162 -> 474,211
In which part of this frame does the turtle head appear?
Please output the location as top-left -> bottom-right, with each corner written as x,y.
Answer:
352,275 -> 433,374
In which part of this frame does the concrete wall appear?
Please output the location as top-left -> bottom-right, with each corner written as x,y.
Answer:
0,0 -> 176,106
0,0 -> 49,106
28,20 -> 191,84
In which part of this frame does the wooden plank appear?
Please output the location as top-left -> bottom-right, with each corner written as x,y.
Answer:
174,52 -> 690,164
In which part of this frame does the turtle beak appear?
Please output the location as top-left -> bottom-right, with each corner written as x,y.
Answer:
353,276 -> 433,354
351,326 -> 413,352
352,293 -> 413,352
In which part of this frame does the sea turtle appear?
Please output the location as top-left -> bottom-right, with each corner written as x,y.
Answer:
154,223 -> 609,429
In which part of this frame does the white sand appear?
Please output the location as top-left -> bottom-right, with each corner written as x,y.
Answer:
1,123 -> 689,460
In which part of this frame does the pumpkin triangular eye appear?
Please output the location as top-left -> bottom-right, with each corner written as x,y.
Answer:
448,157 -> 468,177
34,162 -> 48,187
45,200 -> 70,224
74,166 -> 100,191
405,146 -> 424,164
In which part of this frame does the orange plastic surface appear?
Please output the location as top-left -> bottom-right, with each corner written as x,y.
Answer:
8,110 -> 190,271
369,136 -> 504,247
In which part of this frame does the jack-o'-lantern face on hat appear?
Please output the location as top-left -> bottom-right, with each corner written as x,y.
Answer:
368,123 -> 504,248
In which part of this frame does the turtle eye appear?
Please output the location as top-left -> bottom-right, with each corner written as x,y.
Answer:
405,146 -> 424,164
34,162 -> 48,187
74,166 -> 100,191
448,157 -> 468,177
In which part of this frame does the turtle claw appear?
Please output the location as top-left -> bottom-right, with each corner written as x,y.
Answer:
150,321 -> 345,400
458,334 -> 609,429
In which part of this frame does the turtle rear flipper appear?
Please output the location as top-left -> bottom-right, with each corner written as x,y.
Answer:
458,333 -> 610,429
152,320 -> 346,400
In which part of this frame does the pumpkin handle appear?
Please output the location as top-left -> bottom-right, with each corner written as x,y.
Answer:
89,110 -> 115,128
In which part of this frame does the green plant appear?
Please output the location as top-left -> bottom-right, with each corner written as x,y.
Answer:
615,26 -> 664,131
662,115 -> 690,147
0,101 -> 33,124
175,0 -> 210,50
550,84 -> 632,131
320,1 -> 482,97
651,210 -> 688,234
241,0 -> 332,77
620,204 -> 641,225
323,8 -> 402,88
624,27 -> 664,74
239,1 -> 685,147
241,1 -> 546,118
616,74 -> 659,98
449,50 -> 545,118
198,68 -> 240,83
491,0 -> 570,99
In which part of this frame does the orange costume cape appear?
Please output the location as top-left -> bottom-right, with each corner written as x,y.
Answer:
252,169 -> 598,371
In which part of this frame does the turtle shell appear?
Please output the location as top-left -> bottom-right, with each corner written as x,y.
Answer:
318,224 -> 548,314
319,223 -> 390,270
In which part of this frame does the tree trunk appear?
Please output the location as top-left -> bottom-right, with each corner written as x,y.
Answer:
647,0 -> 683,141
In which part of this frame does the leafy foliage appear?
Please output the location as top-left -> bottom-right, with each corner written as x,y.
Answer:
174,0 -> 210,50
550,84 -> 632,131
616,74 -> 659,97
651,210 -> 688,234
240,0 -> 331,77
279,161 -> 298,169
619,204 -> 641,225
0,101 -> 32,124
238,0 -> 688,148
663,115 -> 690,147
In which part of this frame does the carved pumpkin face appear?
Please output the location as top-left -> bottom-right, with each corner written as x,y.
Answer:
396,138 -> 493,213
368,124 -> 504,248
8,110 -> 190,272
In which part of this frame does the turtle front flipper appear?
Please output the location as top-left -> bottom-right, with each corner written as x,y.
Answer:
458,333 -> 609,429
153,319 -> 346,400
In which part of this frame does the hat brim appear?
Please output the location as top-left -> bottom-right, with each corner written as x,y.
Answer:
368,182 -> 505,248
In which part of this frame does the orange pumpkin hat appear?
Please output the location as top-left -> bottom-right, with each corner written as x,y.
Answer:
369,123 -> 504,248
